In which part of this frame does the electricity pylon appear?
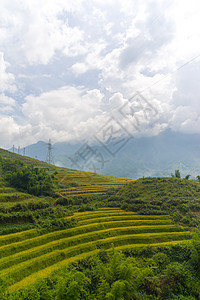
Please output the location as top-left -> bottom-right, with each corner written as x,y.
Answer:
46,139 -> 54,165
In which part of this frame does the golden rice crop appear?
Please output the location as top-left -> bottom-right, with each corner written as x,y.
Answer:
0,224 -> 184,271
0,208 -> 192,293
77,215 -> 172,225
0,231 -> 190,286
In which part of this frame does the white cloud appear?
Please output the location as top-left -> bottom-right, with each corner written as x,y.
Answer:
0,93 -> 16,106
71,63 -> 89,76
170,106 -> 200,134
109,93 -> 125,109
169,59 -> 200,133
22,17 -> 85,65
0,52 -> 15,92
0,116 -> 33,148
1,0 -> 200,147
0,93 -> 16,113
21,86 -> 106,142
0,0 -> 86,65
17,85 -> 170,146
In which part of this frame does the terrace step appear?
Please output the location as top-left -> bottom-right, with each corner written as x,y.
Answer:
0,209 -> 192,293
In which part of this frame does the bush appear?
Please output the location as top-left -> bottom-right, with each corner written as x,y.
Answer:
35,217 -> 77,232
1,157 -> 55,197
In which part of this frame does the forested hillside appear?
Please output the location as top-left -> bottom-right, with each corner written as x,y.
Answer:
103,177 -> 200,227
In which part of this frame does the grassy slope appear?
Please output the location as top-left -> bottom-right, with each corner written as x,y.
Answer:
0,148 -> 132,235
108,177 -> 200,226
0,148 -> 132,197
118,177 -> 200,201
1,148 -> 200,226
0,148 -> 196,294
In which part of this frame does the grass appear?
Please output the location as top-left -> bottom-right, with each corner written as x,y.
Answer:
8,240 -> 191,293
0,188 -> 17,194
0,209 -> 192,293
0,229 -> 38,246
72,209 -> 123,217
1,231 -> 191,287
77,215 -> 173,226
0,223 -> 35,236
0,192 -> 33,202
0,225 -> 186,270
0,218 -> 179,247
0,147 -> 132,201
8,250 -> 100,292
73,212 -> 169,221
0,220 -> 176,258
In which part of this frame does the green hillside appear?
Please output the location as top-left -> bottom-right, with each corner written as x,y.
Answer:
1,148 -> 200,229
0,148 -> 132,233
1,148 -> 200,299
0,148 -> 131,197
102,177 -> 200,227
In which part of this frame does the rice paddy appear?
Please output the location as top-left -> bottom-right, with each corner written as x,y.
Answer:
55,168 -> 132,197
0,208 -> 191,293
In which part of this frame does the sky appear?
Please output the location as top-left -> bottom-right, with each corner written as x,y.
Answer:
0,0 -> 200,148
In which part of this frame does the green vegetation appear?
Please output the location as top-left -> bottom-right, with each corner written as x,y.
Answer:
2,236 -> 200,299
0,155 -> 54,196
0,209 -> 191,297
0,149 -> 132,233
0,148 -> 131,205
171,169 -> 181,178
0,149 -> 200,298
101,177 -> 200,227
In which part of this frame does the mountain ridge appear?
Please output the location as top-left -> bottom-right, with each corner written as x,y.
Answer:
9,129 -> 200,179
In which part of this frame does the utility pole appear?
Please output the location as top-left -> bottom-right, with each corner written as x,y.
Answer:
46,139 -> 54,165
12,145 -> 15,153
18,146 -> 20,155
23,148 -> 26,156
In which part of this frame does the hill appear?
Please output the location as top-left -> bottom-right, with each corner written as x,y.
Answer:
0,148 -> 131,197
1,148 -> 200,298
18,129 -> 200,179
102,177 -> 200,227
0,148 -> 132,234
1,148 -> 200,228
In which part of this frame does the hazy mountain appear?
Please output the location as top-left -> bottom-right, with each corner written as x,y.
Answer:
10,129 -> 200,179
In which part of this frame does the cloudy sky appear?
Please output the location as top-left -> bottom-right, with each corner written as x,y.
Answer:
0,0 -> 200,148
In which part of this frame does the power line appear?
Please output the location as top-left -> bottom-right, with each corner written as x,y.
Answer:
140,53 -> 200,93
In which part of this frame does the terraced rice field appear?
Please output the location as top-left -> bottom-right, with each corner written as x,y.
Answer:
0,187 -> 45,233
54,167 -> 132,197
0,148 -> 132,198
0,208 -> 191,293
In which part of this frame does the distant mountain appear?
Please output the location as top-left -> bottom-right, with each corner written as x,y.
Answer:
10,129 -> 200,179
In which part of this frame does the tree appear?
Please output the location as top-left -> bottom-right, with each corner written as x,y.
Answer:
97,250 -> 154,299
55,271 -> 90,300
185,174 -> 191,180
2,158 -> 55,196
175,170 -> 181,178
171,170 -> 181,178
196,176 -> 200,183
191,230 -> 200,273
